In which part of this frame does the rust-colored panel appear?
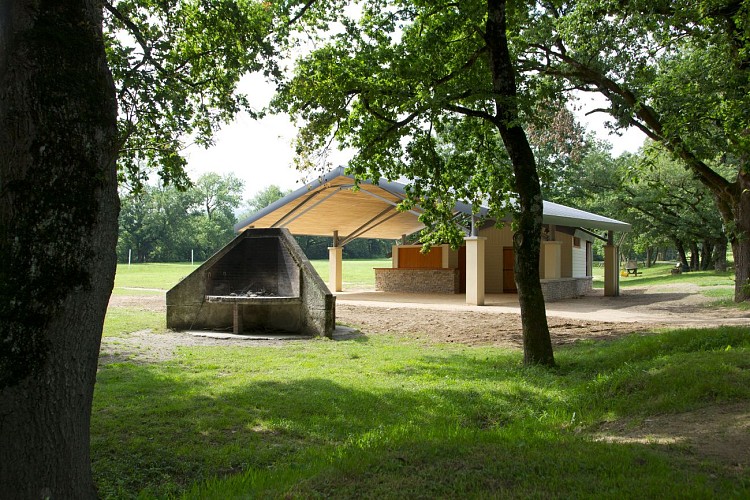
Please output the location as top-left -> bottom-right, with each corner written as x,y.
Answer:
397,246 -> 443,268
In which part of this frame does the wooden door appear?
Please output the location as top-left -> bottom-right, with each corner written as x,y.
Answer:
503,247 -> 517,293
458,245 -> 466,293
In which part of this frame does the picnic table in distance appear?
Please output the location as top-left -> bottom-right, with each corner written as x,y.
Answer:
625,260 -> 641,276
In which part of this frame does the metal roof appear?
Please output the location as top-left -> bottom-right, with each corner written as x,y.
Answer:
540,200 -> 631,232
235,166 -> 631,239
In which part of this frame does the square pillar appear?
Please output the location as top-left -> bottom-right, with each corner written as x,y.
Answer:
465,236 -> 486,306
391,244 -> 399,268
541,241 -> 562,279
328,246 -> 343,292
604,244 -> 619,297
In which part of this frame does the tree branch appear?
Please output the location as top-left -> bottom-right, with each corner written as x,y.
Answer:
103,0 -> 209,89
288,0 -> 317,25
529,42 -> 735,202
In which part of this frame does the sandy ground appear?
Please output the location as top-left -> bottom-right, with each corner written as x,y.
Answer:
103,285 -> 749,475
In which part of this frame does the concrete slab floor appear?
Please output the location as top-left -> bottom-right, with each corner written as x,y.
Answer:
333,288 -> 750,327
185,324 -> 360,341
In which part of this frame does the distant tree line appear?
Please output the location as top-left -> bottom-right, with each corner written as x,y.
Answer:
118,172 -> 242,262
118,179 -> 392,262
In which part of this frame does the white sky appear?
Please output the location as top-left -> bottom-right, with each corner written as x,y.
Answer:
184,75 -> 645,202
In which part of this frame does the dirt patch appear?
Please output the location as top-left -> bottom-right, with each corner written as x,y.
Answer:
108,293 -> 166,312
593,402 -> 750,475
104,284 -> 747,357
335,304 -> 658,348
100,328 -> 307,364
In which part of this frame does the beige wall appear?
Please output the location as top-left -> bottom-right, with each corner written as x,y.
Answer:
448,246 -> 459,269
542,241 -> 562,279
559,234 -> 573,278
478,225 -> 513,293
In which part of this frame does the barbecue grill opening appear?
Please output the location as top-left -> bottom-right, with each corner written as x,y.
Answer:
205,236 -> 300,298
166,228 -> 335,337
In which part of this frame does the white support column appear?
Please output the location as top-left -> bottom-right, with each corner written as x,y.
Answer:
604,244 -> 619,297
391,244 -> 399,268
465,236 -> 486,306
328,246 -> 343,292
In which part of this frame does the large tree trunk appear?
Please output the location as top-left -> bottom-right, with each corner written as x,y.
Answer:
486,0 -> 554,366
0,1 -> 119,497
730,170 -> 750,300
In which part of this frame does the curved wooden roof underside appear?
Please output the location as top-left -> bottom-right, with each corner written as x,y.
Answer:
235,167 -> 631,241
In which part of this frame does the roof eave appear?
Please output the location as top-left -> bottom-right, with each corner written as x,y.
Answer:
543,215 -> 631,232
234,166 -> 349,233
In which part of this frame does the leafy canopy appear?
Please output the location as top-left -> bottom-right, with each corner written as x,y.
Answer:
104,0 -> 322,189
273,0 -> 565,247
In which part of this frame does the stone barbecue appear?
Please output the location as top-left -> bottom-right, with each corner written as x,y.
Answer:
166,228 -> 335,337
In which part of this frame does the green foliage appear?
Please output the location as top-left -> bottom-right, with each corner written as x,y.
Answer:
551,140 -> 727,266
273,0 -> 562,238
104,0 -> 278,188
117,172 -> 243,262
522,0 -> 750,296
274,0 -> 561,363
241,184 -> 291,217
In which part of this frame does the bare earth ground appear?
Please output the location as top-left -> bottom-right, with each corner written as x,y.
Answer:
103,284 -> 750,476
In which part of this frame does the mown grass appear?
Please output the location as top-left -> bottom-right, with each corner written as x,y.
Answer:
103,307 -> 165,338
593,262 -> 736,295
91,323 -> 750,498
114,262 -> 200,291
113,260 -> 390,293
99,261 -> 748,497
118,260 -> 735,296
309,258 -> 390,288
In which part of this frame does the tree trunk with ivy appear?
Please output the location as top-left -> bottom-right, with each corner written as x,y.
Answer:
0,0 -> 119,497
486,0 -> 554,366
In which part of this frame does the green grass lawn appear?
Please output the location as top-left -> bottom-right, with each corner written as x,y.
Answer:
593,262 -> 736,293
113,259 -> 389,293
94,311 -> 750,497
309,258 -> 389,287
97,261 -> 749,497
117,260 -> 735,296
114,262 -> 200,292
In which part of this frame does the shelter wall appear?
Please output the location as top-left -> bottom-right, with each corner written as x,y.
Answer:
558,234 -> 573,278
478,225 -> 513,293
555,233 -> 587,278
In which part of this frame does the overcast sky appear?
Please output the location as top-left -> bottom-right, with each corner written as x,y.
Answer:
184,74 -> 645,202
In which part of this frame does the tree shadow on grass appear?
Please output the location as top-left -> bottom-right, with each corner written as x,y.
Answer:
266,427 -> 749,499
91,329 -> 750,498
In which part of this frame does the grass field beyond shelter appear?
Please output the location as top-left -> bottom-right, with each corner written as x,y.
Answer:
95,263 -> 750,498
